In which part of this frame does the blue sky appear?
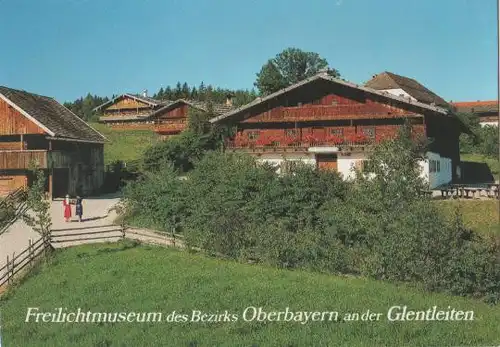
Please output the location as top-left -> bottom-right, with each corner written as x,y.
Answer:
0,0 -> 497,103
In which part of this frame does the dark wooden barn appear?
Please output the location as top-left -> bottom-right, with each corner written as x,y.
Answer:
0,86 -> 106,198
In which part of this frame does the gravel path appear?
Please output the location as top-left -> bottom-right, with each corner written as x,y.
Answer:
0,193 -> 121,279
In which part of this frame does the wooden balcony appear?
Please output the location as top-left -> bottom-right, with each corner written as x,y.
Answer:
243,105 -> 411,123
225,139 -> 374,154
0,150 -> 48,169
154,121 -> 187,134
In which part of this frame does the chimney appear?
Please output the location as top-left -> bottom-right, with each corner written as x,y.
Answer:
225,94 -> 234,107
142,89 -> 148,98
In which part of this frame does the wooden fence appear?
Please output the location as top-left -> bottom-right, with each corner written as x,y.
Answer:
0,224 -> 184,290
0,187 -> 28,235
0,237 -> 49,288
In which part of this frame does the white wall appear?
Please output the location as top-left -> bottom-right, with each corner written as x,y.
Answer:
256,153 -> 316,174
480,121 -> 498,127
337,153 -> 367,180
381,88 -> 418,102
252,150 -> 452,189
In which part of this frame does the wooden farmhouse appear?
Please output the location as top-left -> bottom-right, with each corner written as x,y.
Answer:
0,86 -> 106,198
452,101 -> 498,127
94,92 -> 173,130
210,71 -> 466,189
95,92 -> 235,137
153,98 -> 234,139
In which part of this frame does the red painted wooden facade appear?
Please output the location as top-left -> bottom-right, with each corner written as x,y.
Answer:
153,105 -> 190,136
218,77 -> 461,180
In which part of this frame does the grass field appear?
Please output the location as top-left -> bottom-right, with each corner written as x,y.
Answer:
1,242 -> 499,346
435,200 -> 499,235
90,122 -> 159,164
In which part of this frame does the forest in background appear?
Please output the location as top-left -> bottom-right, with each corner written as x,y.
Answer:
63,81 -> 258,122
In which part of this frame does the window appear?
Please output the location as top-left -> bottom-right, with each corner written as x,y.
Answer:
437,161 -> 440,173
247,131 -> 260,140
362,127 -> 375,138
330,128 -> 343,136
429,160 -> 437,173
285,129 -> 298,137
331,100 -> 338,106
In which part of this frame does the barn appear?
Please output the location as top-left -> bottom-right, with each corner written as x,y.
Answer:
0,86 -> 106,198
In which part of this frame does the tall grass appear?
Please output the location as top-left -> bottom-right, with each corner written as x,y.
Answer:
1,242 -> 499,346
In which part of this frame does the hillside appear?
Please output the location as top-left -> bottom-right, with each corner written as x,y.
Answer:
90,122 -> 159,164
1,242 -> 499,346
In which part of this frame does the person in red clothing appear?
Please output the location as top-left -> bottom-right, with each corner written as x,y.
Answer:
63,194 -> 72,222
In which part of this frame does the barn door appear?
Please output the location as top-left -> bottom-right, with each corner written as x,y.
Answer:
52,168 -> 70,198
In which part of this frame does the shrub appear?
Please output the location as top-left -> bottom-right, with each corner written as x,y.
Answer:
122,164 -> 188,232
142,131 -> 218,173
123,124 -> 500,303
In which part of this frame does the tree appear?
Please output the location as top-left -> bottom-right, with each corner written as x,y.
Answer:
198,82 -> 206,101
22,167 -> 52,257
181,82 -> 190,99
164,86 -> 173,100
156,87 -> 165,99
190,86 -> 198,100
254,47 -> 339,95
174,82 -> 183,99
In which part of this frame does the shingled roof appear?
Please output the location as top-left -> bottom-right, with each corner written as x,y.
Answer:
93,93 -> 165,112
150,99 -> 235,118
452,100 -> 499,114
211,72 -> 449,124
365,71 -> 449,108
0,86 -> 106,143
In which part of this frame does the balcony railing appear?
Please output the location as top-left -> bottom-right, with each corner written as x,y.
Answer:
0,150 -> 48,169
226,138 -> 375,153
244,104 -> 410,123
154,121 -> 187,134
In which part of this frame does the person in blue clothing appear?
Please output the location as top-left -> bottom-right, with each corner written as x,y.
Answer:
75,195 -> 84,222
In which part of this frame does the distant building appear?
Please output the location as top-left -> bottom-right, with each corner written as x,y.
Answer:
0,86 -> 106,198
211,72 -> 467,189
94,93 -> 235,136
365,71 -> 450,108
153,97 -> 234,140
94,93 -> 172,130
452,101 -> 498,127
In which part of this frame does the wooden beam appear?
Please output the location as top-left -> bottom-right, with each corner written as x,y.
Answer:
48,171 -> 53,200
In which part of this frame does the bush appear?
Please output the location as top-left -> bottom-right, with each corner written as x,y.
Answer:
122,164 -> 188,231
142,131 -> 219,173
458,112 -> 498,158
123,126 -> 500,303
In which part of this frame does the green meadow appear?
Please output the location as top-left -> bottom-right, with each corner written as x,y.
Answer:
435,200 -> 499,235
90,122 -> 159,164
1,242 -> 499,347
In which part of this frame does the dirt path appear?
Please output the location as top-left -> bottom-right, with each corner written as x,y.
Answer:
0,193 -> 121,279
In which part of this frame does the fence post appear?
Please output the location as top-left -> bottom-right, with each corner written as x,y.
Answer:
9,253 -> 15,284
171,226 -> 176,247
29,239 -> 33,268
121,223 -> 126,239
6,255 -> 9,285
